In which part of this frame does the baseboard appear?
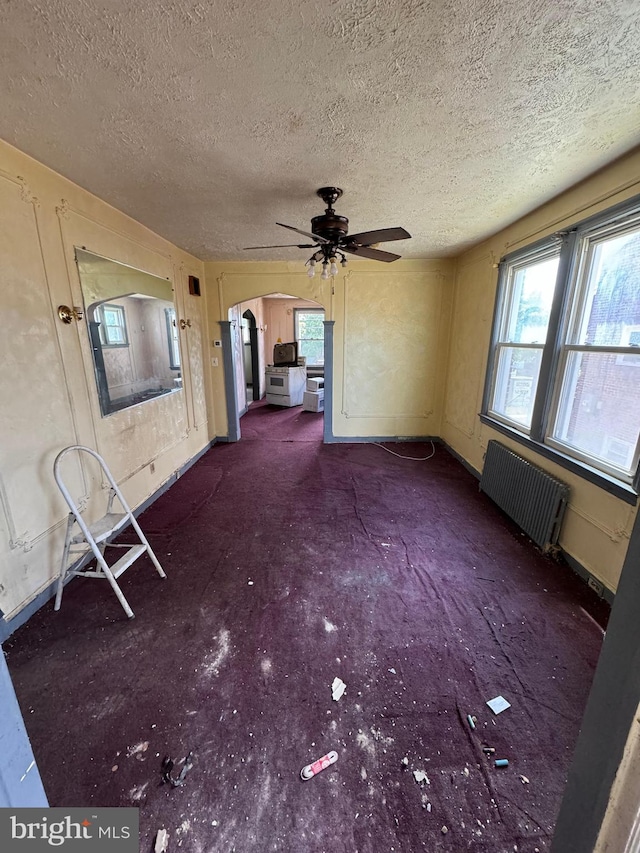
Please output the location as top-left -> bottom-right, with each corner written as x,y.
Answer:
441,441 -> 481,480
134,439 -> 216,516
562,552 -> 615,605
0,585 -> 58,643
441,441 -> 614,604
2,435 -> 612,641
0,439 -> 217,642
325,435 -> 442,444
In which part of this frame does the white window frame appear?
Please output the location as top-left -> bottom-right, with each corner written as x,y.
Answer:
486,244 -> 560,434
616,325 -> 640,367
165,307 -> 181,370
294,308 -> 324,368
482,197 -> 640,499
97,303 -> 128,347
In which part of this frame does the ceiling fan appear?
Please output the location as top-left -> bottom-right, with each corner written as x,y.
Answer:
243,187 -> 411,277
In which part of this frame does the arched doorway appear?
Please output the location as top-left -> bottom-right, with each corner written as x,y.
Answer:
222,293 -> 331,442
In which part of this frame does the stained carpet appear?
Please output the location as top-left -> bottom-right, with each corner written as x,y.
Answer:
4,401 -> 609,852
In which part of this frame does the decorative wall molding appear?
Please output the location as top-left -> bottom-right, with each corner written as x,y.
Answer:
0,472 -> 73,554
0,168 -> 25,189
504,176 -> 640,252
0,472 -> 29,551
565,503 -> 632,544
0,171 -> 40,212
55,199 -> 173,263
16,176 -> 39,207
0,176 -> 83,554
338,266 -> 450,279
114,433 -> 190,487
55,198 -> 71,220
216,268 -> 328,305
442,415 -> 475,439
340,268 -> 439,420
214,269 -> 314,277
454,248 -> 496,271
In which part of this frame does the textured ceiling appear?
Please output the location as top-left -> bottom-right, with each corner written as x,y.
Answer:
1,0 -> 640,260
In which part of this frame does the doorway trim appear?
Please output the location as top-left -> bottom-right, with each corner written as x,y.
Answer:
219,320 -> 240,442
220,314 -> 332,442
323,320 -> 334,442
242,309 -> 260,402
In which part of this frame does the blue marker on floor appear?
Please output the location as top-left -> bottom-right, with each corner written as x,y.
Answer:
495,759 -> 509,768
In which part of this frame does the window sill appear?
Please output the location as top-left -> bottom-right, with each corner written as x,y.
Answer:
479,414 -> 638,505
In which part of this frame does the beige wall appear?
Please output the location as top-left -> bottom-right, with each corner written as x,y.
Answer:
0,138 -> 210,621
443,148 -> 640,593
2,132 -> 637,618
205,259 -> 455,440
333,260 -> 454,439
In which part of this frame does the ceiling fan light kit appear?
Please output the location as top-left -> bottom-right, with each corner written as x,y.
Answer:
244,187 -> 411,275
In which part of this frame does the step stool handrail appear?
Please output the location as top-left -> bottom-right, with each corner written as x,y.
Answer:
54,444 -> 134,532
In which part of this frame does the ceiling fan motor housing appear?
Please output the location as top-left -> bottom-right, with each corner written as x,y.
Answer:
311,212 -> 349,243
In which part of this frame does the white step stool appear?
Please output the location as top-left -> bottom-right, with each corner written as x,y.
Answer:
53,445 -> 166,619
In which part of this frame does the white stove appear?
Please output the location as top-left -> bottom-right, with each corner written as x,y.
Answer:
265,365 -> 307,407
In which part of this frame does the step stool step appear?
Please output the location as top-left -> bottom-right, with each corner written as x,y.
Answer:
109,543 -> 147,579
71,512 -> 128,544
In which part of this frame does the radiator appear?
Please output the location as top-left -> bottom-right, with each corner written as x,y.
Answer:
479,440 -> 569,550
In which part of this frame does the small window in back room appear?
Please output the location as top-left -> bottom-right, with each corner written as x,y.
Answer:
98,303 -> 128,347
165,307 -> 181,370
294,308 -> 324,367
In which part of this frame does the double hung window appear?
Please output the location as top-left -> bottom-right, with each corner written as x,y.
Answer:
487,248 -> 559,430
294,309 -> 324,367
97,303 -> 128,347
484,198 -> 640,495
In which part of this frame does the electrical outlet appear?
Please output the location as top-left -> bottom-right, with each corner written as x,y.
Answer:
588,576 -> 604,597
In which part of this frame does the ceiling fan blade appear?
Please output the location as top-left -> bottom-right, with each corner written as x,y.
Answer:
276,222 -> 330,243
343,245 -> 402,262
346,227 -> 411,246
243,243 -> 317,250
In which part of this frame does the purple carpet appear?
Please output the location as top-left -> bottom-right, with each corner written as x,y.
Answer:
240,397 -> 326,441
4,400 -> 609,852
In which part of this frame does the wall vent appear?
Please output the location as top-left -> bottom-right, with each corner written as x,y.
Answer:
480,440 -> 569,551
